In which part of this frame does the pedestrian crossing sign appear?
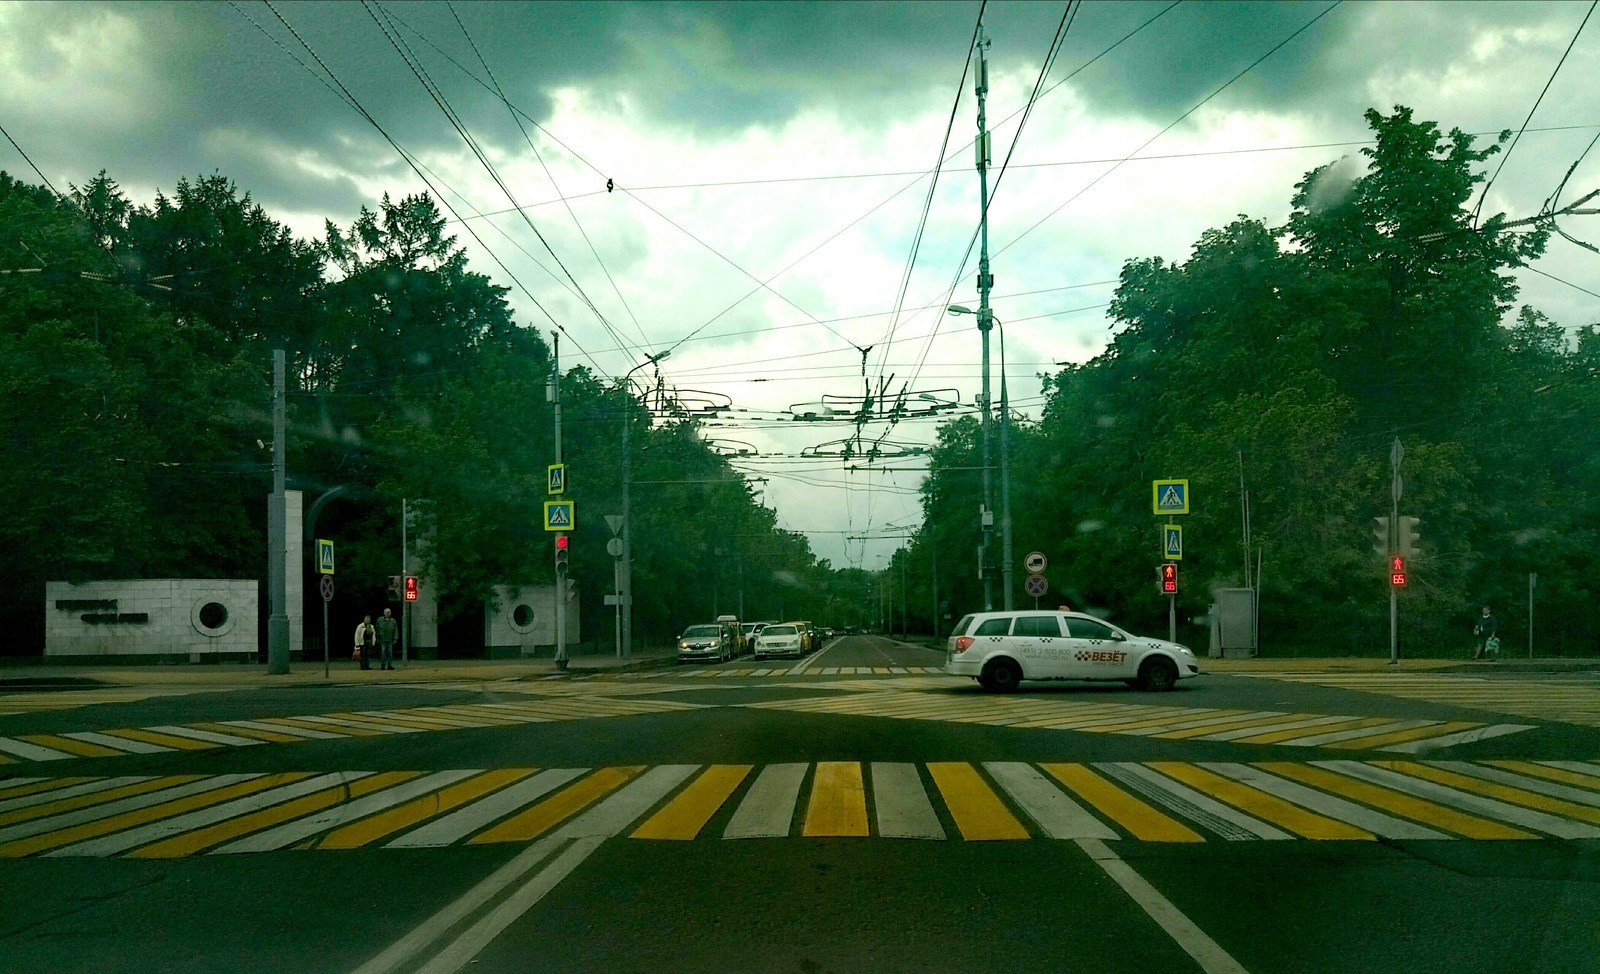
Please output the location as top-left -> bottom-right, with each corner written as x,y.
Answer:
1163,525 -> 1183,560
544,500 -> 575,531
316,538 -> 335,575
1152,479 -> 1189,515
547,463 -> 566,495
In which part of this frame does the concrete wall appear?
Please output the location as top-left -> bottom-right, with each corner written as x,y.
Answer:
46,580 -> 259,661
485,584 -> 581,657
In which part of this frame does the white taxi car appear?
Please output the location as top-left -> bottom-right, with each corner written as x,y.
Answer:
753,623 -> 804,660
945,610 -> 1199,692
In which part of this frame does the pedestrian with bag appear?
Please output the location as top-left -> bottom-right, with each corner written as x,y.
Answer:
1473,606 -> 1498,660
375,607 -> 399,671
354,615 -> 377,670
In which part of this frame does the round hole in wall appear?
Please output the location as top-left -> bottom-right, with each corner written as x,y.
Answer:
510,603 -> 535,634
191,597 -> 238,638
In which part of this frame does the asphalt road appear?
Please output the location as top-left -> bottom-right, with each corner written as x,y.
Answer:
2,634 -> 1599,974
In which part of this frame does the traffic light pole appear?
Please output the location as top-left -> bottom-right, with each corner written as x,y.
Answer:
552,333 -> 568,669
1389,438 -> 1402,666
401,497 -> 409,666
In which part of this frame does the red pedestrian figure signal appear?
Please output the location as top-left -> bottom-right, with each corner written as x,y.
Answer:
1390,556 -> 1406,588
404,575 -> 419,601
1160,563 -> 1178,595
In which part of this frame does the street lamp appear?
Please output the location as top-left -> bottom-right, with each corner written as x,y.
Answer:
948,304 -> 1013,609
619,349 -> 670,658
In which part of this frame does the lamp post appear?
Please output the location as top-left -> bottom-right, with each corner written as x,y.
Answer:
948,305 -> 1012,609
620,350 -> 670,659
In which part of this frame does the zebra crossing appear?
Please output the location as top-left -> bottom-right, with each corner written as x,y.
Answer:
615,666 -> 950,679
4,757 -> 1600,858
740,690 -> 1537,751
1246,672 -> 1600,729
0,685 -> 251,718
0,696 -> 710,765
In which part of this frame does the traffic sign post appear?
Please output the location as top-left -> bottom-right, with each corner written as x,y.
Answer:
1163,525 -> 1183,560
1025,573 -> 1048,607
1024,551 -> 1048,575
544,500 -> 575,531
1152,479 -> 1189,516
319,575 -> 333,678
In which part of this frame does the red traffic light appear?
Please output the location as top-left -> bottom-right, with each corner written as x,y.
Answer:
1390,556 -> 1406,587
1160,563 -> 1178,595
555,534 -> 570,550
404,576 -> 419,601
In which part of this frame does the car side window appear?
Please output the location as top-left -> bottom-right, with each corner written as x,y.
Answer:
973,617 -> 1012,636
951,615 -> 975,637
1066,618 -> 1117,641
1011,615 -> 1062,637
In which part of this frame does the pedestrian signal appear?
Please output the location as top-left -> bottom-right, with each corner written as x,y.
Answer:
1160,563 -> 1178,595
1390,556 -> 1406,587
404,576 -> 419,601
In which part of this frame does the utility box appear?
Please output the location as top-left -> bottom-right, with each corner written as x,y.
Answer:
1209,588 -> 1257,658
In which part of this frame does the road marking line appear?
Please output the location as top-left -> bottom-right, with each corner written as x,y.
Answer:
0,736 -> 94,760
1041,763 -> 1202,843
1076,837 -> 1251,974
61,731 -> 173,755
316,769 -> 537,849
1152,712 -> 1316,740
387,768 -> 587,848
0,776 -> 195,829
1372,761 -> 1600,826
870,763 -> 944,840
222,719 -> 343,740
1379,723 -> 1536,752
279,715 -> 404,736
1200,763 -> 1448,840
1259,762 -> 1533,840
1122,710 -> 1286,736
469,767 -> 643,844
1149,763 -> 1373,840
48,771 -> 383,858
804,762 -> 870,837
985,762 -> 1117,840
1327,721 -> 1479,750
632,765 -> 751,840
1230,716 -> 1396,745
724,763 -> 806,838
96,728 -> 219,752
0,774 -> 293,857
132,772 -> 412,859
1488,760 -> 1600,791
193,721 -> 301,743
317,712 -> 444,732
213,771 -> 483,854
1427,761 -> 1600,809
1314,761 -> 1598,838
0,777 -> 80,803
1101,764 -> 1291,841
927,762 -> 1028,841
1196,715 -> 1357,742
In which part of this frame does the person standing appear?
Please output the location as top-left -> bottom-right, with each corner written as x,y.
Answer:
376,608 -> 399,671
354,615 -> 377,670
1473,606 -> 1498,660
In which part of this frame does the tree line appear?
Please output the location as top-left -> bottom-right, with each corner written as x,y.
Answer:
0,171 -> 856,656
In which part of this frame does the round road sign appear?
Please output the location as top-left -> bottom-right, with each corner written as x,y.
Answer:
320,575 -> 334,602
1024,574 -> 1048,598
1024,551 -> 1048,574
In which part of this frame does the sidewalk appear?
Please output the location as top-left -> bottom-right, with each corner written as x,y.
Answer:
0,645 -> 683,690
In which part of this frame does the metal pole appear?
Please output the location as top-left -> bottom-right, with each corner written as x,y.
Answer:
1528,572 -> 1536,658
1389,438 -> 1402,665
975,24 -> 995,612
1169,594 -> 1176,644
620,396 -> 633,660
401,497 -> 408,666
553,332 -> 567,666
322,599 -> 329,678
999,324 -> 1014,610
267,349 -> 290,675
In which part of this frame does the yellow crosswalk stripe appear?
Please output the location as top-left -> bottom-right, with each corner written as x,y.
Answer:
1149,763 -> 1374,840
255,717 -> 382,737
99,728 -> 220,752
1486,760 -> 1600,791
804,762 -> 870,837
1258,762 -> 1535,840
632,765 -> 753,840
1230,716 -> 1396,745
1371,761 -> 1600,825
0,776 -> 204,828
0,773 -> 314,858
1152,712 -> 1313,740
1327,721 -> 1480,751
17,734 -> 125,759
194,722 -> 300,744
130,772 -> 420,859
927,762 -> 1028,841
0,777 -> 94,801
470,766 -> 642,844
1040,763 -> 1203,842
315,769 -> 536,849
322,712 -> 452,732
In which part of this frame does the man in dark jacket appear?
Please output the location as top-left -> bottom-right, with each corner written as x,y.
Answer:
376,608 -> 399,671
1473,606 -> 1498,660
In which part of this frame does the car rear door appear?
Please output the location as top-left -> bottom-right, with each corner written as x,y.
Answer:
1009,614 -> 1067,677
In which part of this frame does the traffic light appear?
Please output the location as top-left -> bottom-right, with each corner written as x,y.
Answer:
1390,556 -> 1407,587
1160,563 -> 1178,595
404,576 -> 419,602
1398,516 -> 1420,557
554,533 -> 570,574
1372,516 -> 1391,557
388,575 -> 403,601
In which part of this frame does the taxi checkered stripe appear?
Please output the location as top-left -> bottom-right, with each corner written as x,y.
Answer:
2,757 -> 1598,858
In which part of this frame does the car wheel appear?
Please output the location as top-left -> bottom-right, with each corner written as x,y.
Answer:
980,657 -> 1022,693
1138,656 -> 1179,692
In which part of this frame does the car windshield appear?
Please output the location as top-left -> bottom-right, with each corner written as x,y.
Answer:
6,6 -> 1594,973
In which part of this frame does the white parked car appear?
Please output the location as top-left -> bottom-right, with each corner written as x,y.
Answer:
945,610 -> 1199,692
753,624 -> 804,660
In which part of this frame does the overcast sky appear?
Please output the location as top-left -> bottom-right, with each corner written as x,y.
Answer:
3,0 -> 1597,572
